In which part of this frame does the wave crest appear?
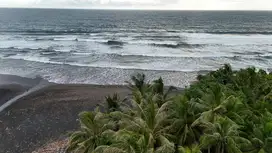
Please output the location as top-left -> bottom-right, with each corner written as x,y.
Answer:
150,42 -> 205,48
205,31 -> 272,35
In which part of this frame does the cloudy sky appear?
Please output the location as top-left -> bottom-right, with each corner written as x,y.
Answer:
0,0 -> 272,10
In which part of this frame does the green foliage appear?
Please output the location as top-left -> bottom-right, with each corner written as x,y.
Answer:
104,93 -> 126,113
178,144 -> 202,153
67,111 -> 116,152
68,65 -> 272,153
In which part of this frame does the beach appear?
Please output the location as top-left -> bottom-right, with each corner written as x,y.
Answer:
0,74 -> 130,153
1,9 -> 272,153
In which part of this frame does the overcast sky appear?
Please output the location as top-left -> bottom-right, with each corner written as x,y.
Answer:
0,0 -> 272,10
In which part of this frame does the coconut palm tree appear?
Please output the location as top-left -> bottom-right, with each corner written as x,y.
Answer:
164,95 -> 199,148
178,144 -> 202,153
116,93 -> 175,152
92,94 -> 176,153
190,83 -> 233,126
151,77 -> 176,107
93,146 -> 126,153
67,65 -> 272,153
114,129 -> 175,153
127,73 -> 150,95
127,74 -> 175,107
67,111 -> 116,153
209,64 -> 234,85
104,93 -> 126,113
243,119 -> 272,153
93,130 -> 175,153
199,117 -> 250,153
92,130 -> 141,153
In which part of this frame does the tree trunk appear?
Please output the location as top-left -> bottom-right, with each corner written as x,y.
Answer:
216,144 -> 221,153
221,146 -> 224,153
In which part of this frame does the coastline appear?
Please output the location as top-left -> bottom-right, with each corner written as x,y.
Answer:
0,9 -> 272,153
0,58 -> 199,88
0,74 -> 131,153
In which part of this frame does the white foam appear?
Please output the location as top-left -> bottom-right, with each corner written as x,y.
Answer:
0,30 -> 272,74
72,52 -> 93,55
5,54 -> 62,65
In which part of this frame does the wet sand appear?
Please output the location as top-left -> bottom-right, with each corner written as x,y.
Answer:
0,75 -> 130,153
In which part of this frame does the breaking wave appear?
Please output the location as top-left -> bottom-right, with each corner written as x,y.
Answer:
149,42 -> 205,48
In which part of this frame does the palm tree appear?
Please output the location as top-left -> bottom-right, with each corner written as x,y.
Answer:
243,120 -> 272,153
232,67 -> 271,105
116,93 -> 175,152
113,130 -> 152,153
126,73 -> 153,105
92,130 -> 140,153
67,111 -> 115,153
178,144 -> 202,153
67,65 -> 272,153
151,77 -> 176,107
114,129 -> 175,153
164,95 -> 199,148
93,130 -> 175,153
104,93 -> 126,113
127,74 -> 176,107
209,64 -> 234,85
92,100 -> 176,153
190,83 -> 232,125
127,73 -> 150,95
93,146 -> 126,153
199,117 -> 250,153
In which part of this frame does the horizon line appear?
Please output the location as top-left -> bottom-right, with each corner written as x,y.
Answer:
0,7 -> 272,11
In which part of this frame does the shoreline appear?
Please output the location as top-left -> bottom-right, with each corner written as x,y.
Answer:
0,73 -> 184,110
0,58 -> 199,88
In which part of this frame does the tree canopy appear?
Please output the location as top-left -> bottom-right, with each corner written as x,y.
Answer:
67,64 -> 272,153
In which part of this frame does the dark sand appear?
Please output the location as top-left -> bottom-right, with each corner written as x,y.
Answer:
0,74 -> 45,88
0,74 -> 45,106
0,85 -> 25,106
0,82 -> 130,153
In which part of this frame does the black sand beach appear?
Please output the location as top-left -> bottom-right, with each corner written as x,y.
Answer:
0,84 -> 25,106
0,74 -> 130,153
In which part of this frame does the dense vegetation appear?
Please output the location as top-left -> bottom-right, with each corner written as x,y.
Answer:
67,64 -> 272,153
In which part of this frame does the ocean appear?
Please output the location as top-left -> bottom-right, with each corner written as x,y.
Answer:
0,8 -> 272,87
